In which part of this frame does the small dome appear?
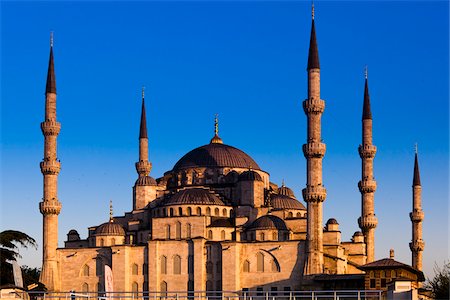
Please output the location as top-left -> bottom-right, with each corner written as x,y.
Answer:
278,185 -> 296,198
238,170 -> 263,182
95,221 -> 125,236
67,229 -> 80,241
326,218 -> 339,225
135,176 -> 157,186
164,188 -> 225,206
247,215 -> 288,231
270,194 -> 305,210
353,231 -> 363,237
68,229 -> 79,235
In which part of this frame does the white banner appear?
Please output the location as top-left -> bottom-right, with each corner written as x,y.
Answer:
104,265 -> 113,297
11,261 -> 23,288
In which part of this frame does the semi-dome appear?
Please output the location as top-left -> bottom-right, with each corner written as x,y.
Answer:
164,188 -> 225,206
247,215 -> 288,231
172,143 -> 260,171
278,185 -> 296,198
95,221 -> 125,236
270,194 -> 305,210
135,176 -> 157,186
238,170 -> 263,182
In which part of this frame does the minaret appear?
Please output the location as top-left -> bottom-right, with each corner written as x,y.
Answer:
357,68 -> 378,263
302,4 -> 327,275
133,87 -> 157,210
410,146 -> 424,270
39,33 -> 62,291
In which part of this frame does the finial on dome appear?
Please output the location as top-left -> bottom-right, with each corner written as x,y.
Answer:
142,85 -> 145,100
389,248 -> 395,259
364,65 -> 368,80
210,114 -> 223,144
415,143 -> 418,154
50,32 -> 54,48
109,200 -> 114,223
282,179 -> 285,187
312,1 -> 315,20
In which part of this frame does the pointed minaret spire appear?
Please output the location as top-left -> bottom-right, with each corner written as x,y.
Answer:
307,5 -> 320,71
139,86 -> 148,139
46,32 -> 56,94
410,147 -> 424,271
210,113 -> 223,144
413,144 -> 421,186
363,66 -> 373,120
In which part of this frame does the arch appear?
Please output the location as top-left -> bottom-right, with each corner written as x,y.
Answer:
160,256 -> 167,274
173,255 -> 181,274
186,223 -> 192,239
271,259 -> 279,272
160,281 -> 167,296
206,261 -> 213,274
222,208 -> 227,216
176,221 -> 181,240
132,282 -> 138,297
288,212 -> 293,218
257,252 -> 264,272
169,208 -> 174,217
111,238 -> 115,246
297,212 -> 301,218
272,232 -> 277,241
83,264 -> 89,276
178,207 -> 183,216
214,207 -> 220,216
221,230 -> 225,240
132,263 -> 139,275
391,270 -> 396,278
187,207 -> 192,216
197,207 -> 201,215
243,260 -> 250,272
260,232 -> 265,241
82,283 -> 89,292
207,230 -> 213,239
166,224 -> 171,239
380,270 -> 385,278
206,207 -> 211,216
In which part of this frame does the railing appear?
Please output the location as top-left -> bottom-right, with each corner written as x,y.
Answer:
22,290 -> 383,300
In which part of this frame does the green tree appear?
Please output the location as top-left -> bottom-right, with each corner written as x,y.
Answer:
425,262 -> 449,300
0,230 -> 37,285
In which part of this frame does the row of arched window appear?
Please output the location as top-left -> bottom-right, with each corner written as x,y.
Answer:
160,255 -> 182,274
154,206 -> 232,218
82,263 -> 142,277
286,211 -> 305,218
165,222 -> 192,239
81,282 -> 139,293
245,231 -> 289,241
243,252 -> 280,273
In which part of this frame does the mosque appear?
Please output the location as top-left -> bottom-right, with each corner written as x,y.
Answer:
37,6 -> 426,294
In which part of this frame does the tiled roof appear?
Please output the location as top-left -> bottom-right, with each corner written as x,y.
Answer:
360,258 -> 425,281
270,194 -> 306,210
172,143 -> 260,171
164,188 -> 225,206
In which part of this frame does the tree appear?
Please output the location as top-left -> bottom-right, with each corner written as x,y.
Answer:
0,230 -> 37,285
21,266 -> 41,287
425,262 -> 449,300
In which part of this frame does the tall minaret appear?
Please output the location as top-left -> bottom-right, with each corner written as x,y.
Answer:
410,146 -> 425,270
133,87 -> 157,210
302,4 -> 327,275
39,33 -> 62,291
357,68 -> 378,263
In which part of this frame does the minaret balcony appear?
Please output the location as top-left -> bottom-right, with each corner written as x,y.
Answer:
358,144 -> 377,158
40,121 -> 61,136
303,142 -> 326,158
40,160 -> 61,175
135,160 -> 152,175
358,215 -> 378,229
39,199 -> 62,215
303,98 -> 325,114
358,179 -> 377,193
302,186 -> 327,203
410,210 -> 424,222
409,240 -> 425,252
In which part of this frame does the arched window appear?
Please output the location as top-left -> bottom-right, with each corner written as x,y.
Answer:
186,223 -> 192,239
257,252 -> 264,272
166,225 -> 171,239
111,238 -> 115,246
176,221 -> 181,240
222,208 -> 227,216
161,256 -> 167,274
163,208 -> 167,217
297,212 -> 301,218
160,281 -> 167,296
206,262 -> 213,274
132,263 -> 138,275
83,264 -> 89,276
288,212 -> 293,218
169,208 -> 174,217
214,208 -> 220,216
272,232 -> 277,241
173,255 -> 181,274
187,207 -> 192,216
216,261 -> 222,274
207,230 -> 213,239
82,283 -> 89,292
391,270 -> 396,278
132,282 -> 138,298
178,207 -> 183,216
100,238 -> 104,247
260,232 -> 265,241
197,207 -> 201,215
221,230 -> 225,240
243,260 -> 250,272
206,207 -> 211,216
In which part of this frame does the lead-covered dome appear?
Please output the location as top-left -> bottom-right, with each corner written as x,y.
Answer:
95,221 -> 125,236
173,143 -> 260,171
270,194 -> 306,210
164,188 -> 225,206
247,215 -> 288,231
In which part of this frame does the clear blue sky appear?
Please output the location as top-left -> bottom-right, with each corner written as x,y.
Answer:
1,1 -> 448,280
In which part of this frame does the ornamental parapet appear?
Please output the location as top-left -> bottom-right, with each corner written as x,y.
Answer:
358,144 -> 377,158
40,160 -> 61,175
410,210 -> 424,222
40,199 -> 62,215
41,121 -> 61,136
303,98 -> 325,114
135,160 -> 152,175
358,179 -> 377,193
302,142 -> 326,158
409,240 -> 425,252
302,186 -> 327,203
358,215 -> 378,229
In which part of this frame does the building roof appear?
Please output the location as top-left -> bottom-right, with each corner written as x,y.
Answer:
247,215 -> 288,231
238,170 -> 263,182
208,218 -> 234,228
135,175 -> 157,186
270,194 -> 305,210
95,221 -> 125,236
307,19 -> 320,71
164,188 -> 226,206
360,258 -> 425,281
172,143 -> 260,171
277,185 -> 296,198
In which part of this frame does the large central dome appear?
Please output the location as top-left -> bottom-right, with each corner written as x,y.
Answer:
173,142 -> 260,171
